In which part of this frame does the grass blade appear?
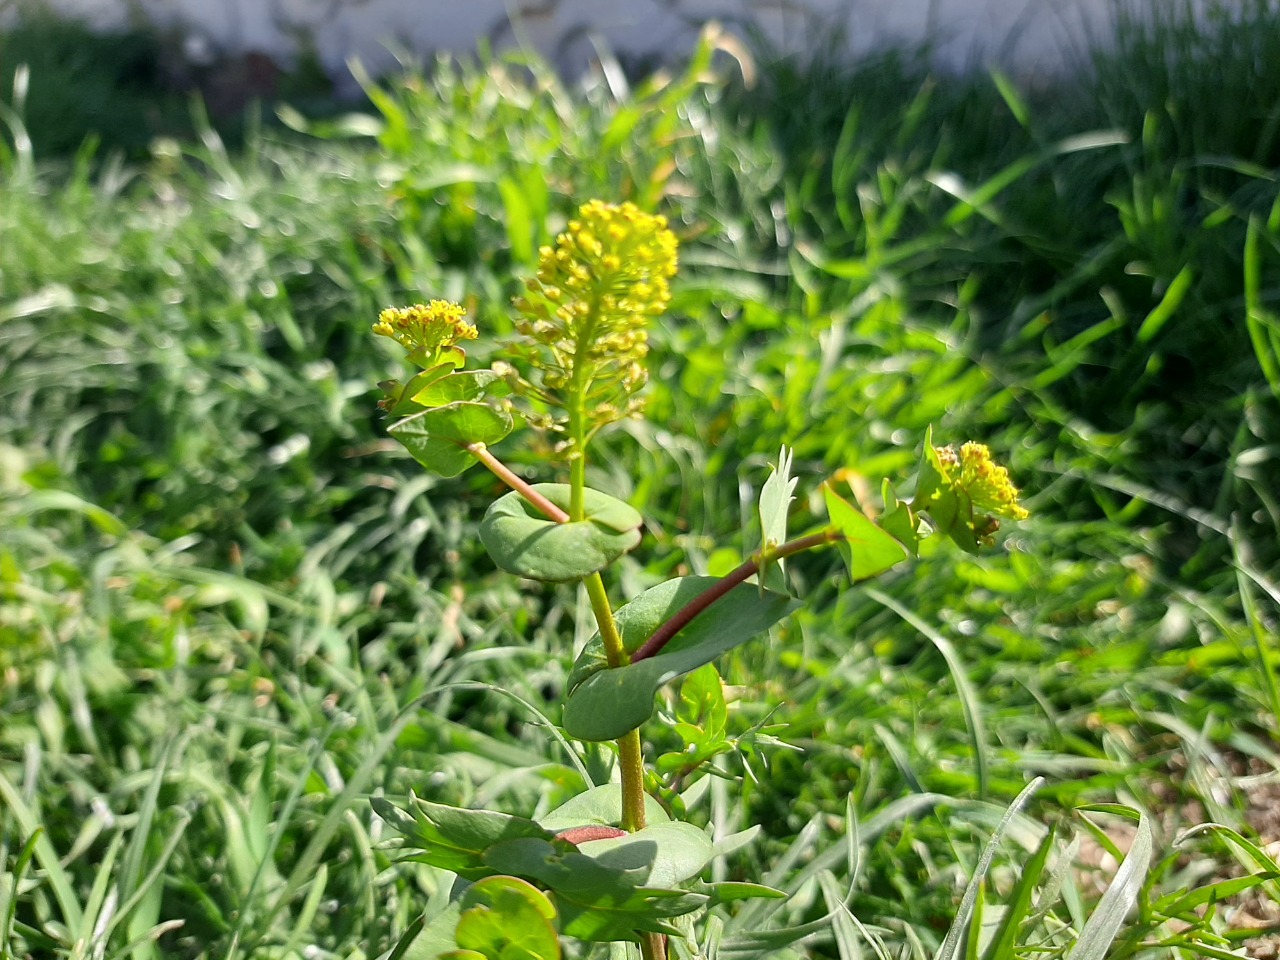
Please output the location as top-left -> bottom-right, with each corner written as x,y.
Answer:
1065,807 -> 1152,960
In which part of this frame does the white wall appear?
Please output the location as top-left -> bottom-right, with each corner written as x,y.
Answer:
16,0 -> 1226,82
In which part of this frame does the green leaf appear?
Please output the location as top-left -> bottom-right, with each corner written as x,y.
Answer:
479,485 -> 642,582
982,823 -> 1056,960
479,838 -> 705,942
910,426 -> 984,554
698,881 -> 789,906
934,779 -> 1044,960
411,370 -> 508,408
758,446 -> 796,587
382,362 -> 458,417
1153,872 -> 1279,919
455,876 -> 559,960
398,904 -> 459,960
879,479 -> 919,556
1065,808 -> 1152,960
573,821 -> 714,887
537,785 -> 670,834
388,402 -> 513,478
372,795 -> 554,879
822,483 -> 908,580
563,577 -> 800,741
677,663 -> 727,739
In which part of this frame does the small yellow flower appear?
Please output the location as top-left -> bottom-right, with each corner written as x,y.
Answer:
935,442 -> 1030,521
372,301 -> 478,358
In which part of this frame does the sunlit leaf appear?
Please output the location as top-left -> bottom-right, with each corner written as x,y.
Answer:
823,482 -> 908,580
563,577 -> 800,741
388,402 -> 513,477
455,876 -> 559,960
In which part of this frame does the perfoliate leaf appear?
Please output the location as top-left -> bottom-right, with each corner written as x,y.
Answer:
879,478 -> 919,555
397,902 -> 461,960
537,785 -> 670,834
388,402 -> 513,477
563,577 -> 800,741
574,821 -> 714,888
479,485 -> 642,582
822,482 -> 908,580
381,362 -> 455,417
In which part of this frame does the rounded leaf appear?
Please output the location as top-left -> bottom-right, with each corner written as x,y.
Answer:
388,401 -> 513,478
454,876 -> 560,960
576,821 -> 713,887
479,484 -> 642,582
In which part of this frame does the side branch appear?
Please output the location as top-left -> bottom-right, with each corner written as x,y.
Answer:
630,529 -> 839,662
467,443 -> 571,523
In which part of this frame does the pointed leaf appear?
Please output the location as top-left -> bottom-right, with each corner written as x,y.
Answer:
563,577 -> 800,741
1152,872 -> 1279,918
372,796 -> 554,879
982,823 -> 1056,960
389,402 -> 513,477
699,881 -> 788,906
758,446 -> 797,587
822,482 -> 908,580
480,485 -> 642,582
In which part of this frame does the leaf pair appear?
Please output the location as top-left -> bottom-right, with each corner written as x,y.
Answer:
375,786 -> 708,944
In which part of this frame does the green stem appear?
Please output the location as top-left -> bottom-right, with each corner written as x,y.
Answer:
631,528 -> 839,663
467,443 -> 569,523
560,298 -> 648,831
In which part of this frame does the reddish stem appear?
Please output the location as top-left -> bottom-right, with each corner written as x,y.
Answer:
630,529 -> 837,662
467,443 -> 570,523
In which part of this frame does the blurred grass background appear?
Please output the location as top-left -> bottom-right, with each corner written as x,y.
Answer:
2,1 -> 1280,957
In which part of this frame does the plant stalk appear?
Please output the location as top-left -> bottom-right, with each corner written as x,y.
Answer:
631,529 -> 838,662
468,443 -> 570,522
563,381 -> 649,836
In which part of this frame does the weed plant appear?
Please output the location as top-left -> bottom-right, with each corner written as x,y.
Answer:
1,6 -> 1279,959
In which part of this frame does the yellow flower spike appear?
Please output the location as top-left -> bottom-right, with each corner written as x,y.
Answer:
510,200 -> 679,436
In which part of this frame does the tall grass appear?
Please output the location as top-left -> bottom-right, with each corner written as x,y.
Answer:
2,6 -> 1279,958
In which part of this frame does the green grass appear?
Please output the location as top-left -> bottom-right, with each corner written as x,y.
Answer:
3,5 -> 1280,958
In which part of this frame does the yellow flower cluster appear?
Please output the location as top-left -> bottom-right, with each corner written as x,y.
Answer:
512,200 -> 678,426
935,442 -> 1030,521
372,301 -> 478,357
